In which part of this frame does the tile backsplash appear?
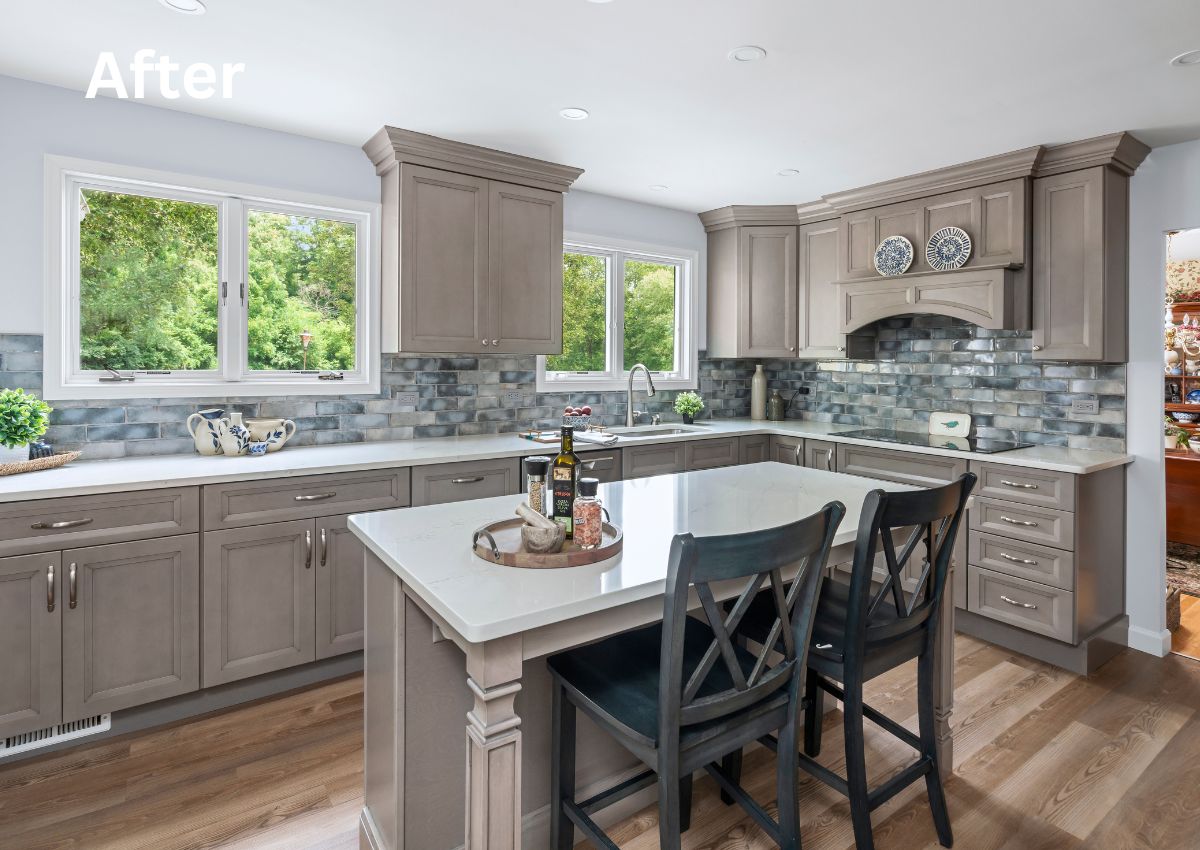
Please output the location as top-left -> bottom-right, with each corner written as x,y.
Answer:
0,316 -> 1126,459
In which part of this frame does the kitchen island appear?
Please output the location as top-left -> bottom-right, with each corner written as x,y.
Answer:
349,462 -> 944,850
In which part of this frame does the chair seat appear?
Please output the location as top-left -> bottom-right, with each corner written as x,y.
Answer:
547,617 -> 789,749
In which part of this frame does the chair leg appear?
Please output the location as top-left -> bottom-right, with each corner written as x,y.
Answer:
804,668 -> 824,757
919,652 -> 954,848
657,768 -> 683,850
679,772 -> 693,832
776,710 -> 802,850
842,677 -> 875,850
550,682 -> 576,850
719,749 -> 742,805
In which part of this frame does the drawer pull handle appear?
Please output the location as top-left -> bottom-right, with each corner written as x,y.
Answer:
31,518 -> 93,530
1000,594 -> 1038,610
1000,552 -> 1039,566
451,477 -> 485,484
999,515 -> 1038,527
68,562 -> 77,610
294,492 -> 336,502
46,564 -> 55,613
1000,479 -> 1039,490
794,445 -> 802,464
582,457 -> 614,470
304,530 -> 313,569
320,528 -> 328,567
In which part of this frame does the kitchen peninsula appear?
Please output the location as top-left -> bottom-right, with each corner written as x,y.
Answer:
348,462 -> 932,850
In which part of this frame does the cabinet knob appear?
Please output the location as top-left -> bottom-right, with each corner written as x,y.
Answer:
481,339 -> 489,346
788,346 -> 795,352
1032,345 -> 1043,351
492,339 -> 499,346
836,346 -> 845,352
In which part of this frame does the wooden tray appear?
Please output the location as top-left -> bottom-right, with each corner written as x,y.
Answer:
0,451 -> 81,476
471,517 -> 622,569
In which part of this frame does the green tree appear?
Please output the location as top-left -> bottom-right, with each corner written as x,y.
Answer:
623,260 -> 676,372
547,252 -> 606,371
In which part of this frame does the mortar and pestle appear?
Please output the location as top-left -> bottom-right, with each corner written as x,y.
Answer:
515,503 -> 565,554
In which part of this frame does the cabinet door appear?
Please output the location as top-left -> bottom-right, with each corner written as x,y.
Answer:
684,437 -> 739,471
202,520 -> 315,687
489,182 -> 564,354
62,536 -> 200,722
1032,167 -> 1125,361
315,515 -> 364,660
738,435 -> 770,464
622,442 -> 686,479
768,435 -> 804,465
737,226 -> 797,357
0,553 -> 61,738
803,439 -> 837,472
400,164 -> 491,353
797,221 -> 846,356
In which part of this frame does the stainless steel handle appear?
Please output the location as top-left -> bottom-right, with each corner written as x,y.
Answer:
304,530 -> 312,569
320,528 -> 328,567
836,346 -> 845,352
492,339 -> 499,346
31,518 -> 93,530
582,457 -> 614,470
999,515 -> 1038,527
451,477 -> 485,484
999,479 -> 1039,490
1000,552 -> 1039,566
68,562 -> 77,610
1032,345 -> 1043,351
293,492 -> 336,502
794,445 -> 802,463
47,564 -> 55,613
481,339 -> 489,346
821,448 -> 832,471
1000,594 -> 1038,610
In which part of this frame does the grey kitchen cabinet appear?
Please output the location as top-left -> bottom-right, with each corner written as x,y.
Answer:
1031,166 -> 1128,362
684,437 -> 740,471
622,442 -> 686,480
802,439 -> 837,472
578,449 -> 623,483
62,535 -> 200,722
488,181 -> 564,354
768,435 -> 805,465
202,469 -> 410,531
315,515 -> 365,660
738,435 -> 770,464
202,520 -> 315,687
705,224 -> 798,358
0,552 -> 61,738
797,220 -> 847,357
410,458 -> 521,506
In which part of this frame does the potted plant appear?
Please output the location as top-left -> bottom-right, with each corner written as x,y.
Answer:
0,389 -> 51,464
1166,415 -> 1190,451
674,391 -> 704,425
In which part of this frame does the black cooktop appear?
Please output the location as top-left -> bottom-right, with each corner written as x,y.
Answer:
836,428 -> 1032,455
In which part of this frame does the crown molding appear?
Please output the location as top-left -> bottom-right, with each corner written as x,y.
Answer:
698,205 -> 799,232
363,126 -> 584,193
795,199 -> 839,225
1035,131 -> 1151,178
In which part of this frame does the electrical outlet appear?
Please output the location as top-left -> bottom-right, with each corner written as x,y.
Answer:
1071,399 -> 1099,415
395,392 -> 418,406
504,391 -> 522,405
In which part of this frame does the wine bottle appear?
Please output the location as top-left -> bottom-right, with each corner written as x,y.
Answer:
551,426 -> 579,537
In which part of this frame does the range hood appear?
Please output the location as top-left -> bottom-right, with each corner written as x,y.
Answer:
838,266 -> 1029,333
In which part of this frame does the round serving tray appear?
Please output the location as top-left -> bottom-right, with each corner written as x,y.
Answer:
471,517 -> 623,569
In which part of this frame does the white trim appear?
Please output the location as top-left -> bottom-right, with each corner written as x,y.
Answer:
537,231 -> 699,393
42,155 -> 380,400
1126,624 -> 1171,657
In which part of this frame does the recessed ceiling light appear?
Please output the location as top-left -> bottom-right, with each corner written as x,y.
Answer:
1171,49 -> 1200,67
559,107 -> 590,120
586,0 -> 614,3
777,168 -> 800,177
649,185 -> 669,192
728,45 -> 767,63
158,0 -> 207,14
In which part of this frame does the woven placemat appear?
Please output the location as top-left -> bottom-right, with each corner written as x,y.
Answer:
0,451 -> 81,476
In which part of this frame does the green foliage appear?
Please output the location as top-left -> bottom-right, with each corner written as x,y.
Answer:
623,260 -> 676,372
0,389 -> 51,448
547,253 -> 606,372
673,391 -> 704,417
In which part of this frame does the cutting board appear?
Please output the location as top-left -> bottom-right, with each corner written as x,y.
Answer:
929,411 -> 971,438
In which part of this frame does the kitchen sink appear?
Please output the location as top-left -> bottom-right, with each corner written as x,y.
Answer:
606,425 -> 709,439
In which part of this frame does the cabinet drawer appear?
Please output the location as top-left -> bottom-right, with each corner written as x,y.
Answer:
969,531 -> 1074,590
0,488 -> 200,558
972,463 -> 1075,511
836,443 -> 967,488
622,442 -> 686,479
203,469 -> 410,530
578,450 -> 623,483
411,458 -> 520,506
970,497 -> 1074,550
968,566 -> 1074,643
685,438 -> 739,471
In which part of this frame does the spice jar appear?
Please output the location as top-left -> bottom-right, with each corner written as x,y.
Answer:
524,456 -> 552,516
572,477 -> 603,549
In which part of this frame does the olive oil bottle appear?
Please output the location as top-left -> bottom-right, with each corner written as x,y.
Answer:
551,426 -> 580,537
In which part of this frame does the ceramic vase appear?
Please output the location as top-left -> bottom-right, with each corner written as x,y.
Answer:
186,409 -> 226,456
751,364 -> 767,420
218,412 -> 251,457
245,418 -> 297,452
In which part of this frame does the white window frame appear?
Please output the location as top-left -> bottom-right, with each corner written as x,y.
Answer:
43,155 -> 380,399
537,232 -> 698,392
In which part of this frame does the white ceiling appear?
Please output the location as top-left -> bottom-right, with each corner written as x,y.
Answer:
4,0 -> 1200,212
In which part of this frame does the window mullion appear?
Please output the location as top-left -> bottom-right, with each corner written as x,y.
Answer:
220,197 -> 246,382
611,251 -> 625,380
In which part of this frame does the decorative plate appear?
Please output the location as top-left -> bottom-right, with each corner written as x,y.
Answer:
874,236 -> 914,277
1188,389 -> 1200,404
926,227 -> 973,271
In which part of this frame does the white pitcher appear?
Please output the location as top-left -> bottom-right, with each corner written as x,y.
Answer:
186,409 -> 226,456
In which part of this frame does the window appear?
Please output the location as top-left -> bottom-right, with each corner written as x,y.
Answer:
538,234 -> 697,391
45,156 -> 378,398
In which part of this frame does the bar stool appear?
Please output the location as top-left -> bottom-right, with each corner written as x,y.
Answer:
738,473 -> 975,850
546,501 -> 846,850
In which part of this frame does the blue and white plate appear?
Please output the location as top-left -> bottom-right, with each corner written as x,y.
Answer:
874,236 -> 914,277
926,227 -> 973,271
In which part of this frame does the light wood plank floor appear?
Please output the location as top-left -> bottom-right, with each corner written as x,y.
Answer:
2,636 -> 1199,849
1171,593 -> 1200,660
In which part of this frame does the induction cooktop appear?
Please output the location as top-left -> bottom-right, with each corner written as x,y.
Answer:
835,428 -> 1032,455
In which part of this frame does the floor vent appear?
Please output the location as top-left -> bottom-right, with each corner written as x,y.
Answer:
1,714 -> 111,759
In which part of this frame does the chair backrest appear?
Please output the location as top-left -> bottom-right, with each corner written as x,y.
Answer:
658,501 -> 846,735
843,473 -> 976,654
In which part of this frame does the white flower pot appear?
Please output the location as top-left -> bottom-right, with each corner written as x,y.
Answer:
0,444 -> 29,464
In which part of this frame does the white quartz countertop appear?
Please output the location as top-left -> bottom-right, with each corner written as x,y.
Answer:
0,417 -> 1130,503
348,463 -> 917,644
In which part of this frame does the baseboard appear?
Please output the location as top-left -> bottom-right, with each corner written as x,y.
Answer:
1127,624 -> 1171,657
956,612 -> 1127,675
359,807 -> 384,850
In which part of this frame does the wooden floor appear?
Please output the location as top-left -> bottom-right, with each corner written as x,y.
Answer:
1172,593 -> 1200,660
2,635 -> 1200,849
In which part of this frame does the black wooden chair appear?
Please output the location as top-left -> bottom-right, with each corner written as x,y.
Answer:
737,473 -> 975,850
546,501 -> 846,850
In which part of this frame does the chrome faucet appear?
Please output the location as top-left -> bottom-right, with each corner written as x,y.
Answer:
625,363 -> 657,427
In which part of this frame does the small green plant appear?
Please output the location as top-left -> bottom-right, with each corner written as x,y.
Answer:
0,389 -> 51,449
674,391 -> 704,418
1166,415 -> 1191,449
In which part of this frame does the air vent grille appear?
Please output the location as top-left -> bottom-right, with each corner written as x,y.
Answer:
1,714 -> 111,758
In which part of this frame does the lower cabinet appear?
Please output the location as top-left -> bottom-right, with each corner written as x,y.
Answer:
0,553 -> 62,738
315,515 -> 366,660
768,435 -> 804,465
684,437 -> 739,470
578,449 -> 623,483
803,439 -> 837,472
738,435 -> 770,464
623,442 -> 686,479
410,458 -> 521,506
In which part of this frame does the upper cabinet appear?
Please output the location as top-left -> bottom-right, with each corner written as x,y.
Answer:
364,127 -> 582,354
738,225 -> 798,357
797,220 -> 845,357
